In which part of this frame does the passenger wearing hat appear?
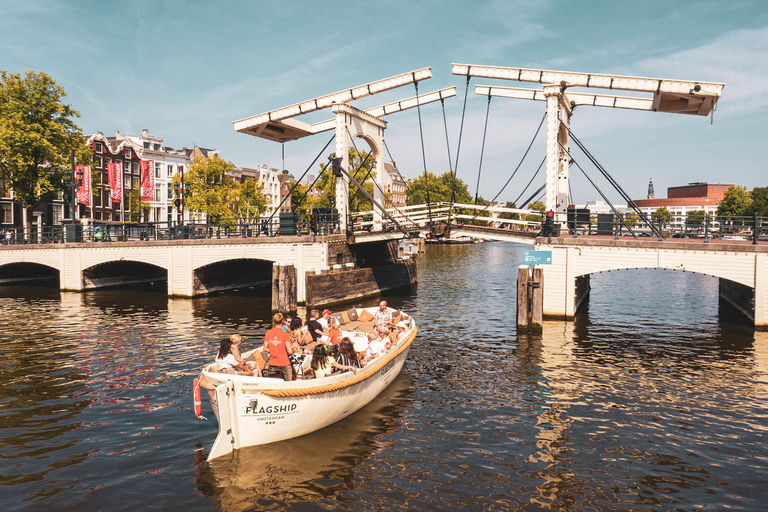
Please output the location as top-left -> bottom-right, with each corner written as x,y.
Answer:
318,309 -> 332,329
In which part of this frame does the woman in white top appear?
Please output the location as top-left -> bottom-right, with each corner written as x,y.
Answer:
216,338 -> 255,376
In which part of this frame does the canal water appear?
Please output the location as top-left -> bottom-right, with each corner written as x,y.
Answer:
1,242 -> 766,511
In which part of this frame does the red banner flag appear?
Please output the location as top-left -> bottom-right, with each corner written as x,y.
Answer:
107,162 -> 122,203
140,160 -> 155,202
75,165 -> 91,206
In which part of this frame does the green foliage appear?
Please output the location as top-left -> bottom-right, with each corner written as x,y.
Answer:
238,177 -> 267,223
717,185 -> 751,217
171,155 -> 267,224
295,148 -> 380,216
652,206 -> 672,226
624,212 -> 640,227
686,209 -> 707,226
524,200 -> 545,222
128,188 -> 151,222
0,70 -> 92,206
406,171 -> 472,205
749,187 -> 768,216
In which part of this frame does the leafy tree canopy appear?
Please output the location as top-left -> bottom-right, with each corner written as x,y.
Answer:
717,185 -> 752,217
171,155 -> 267,224
0,70 -> 92,206
406,171 -> 472,205
652,206 -> 672,225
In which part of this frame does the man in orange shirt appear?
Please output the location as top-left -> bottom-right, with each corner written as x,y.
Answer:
262,313 -> 293,381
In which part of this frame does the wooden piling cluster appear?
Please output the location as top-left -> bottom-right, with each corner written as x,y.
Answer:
272,263 -> 297,312
517,266 -> 543,330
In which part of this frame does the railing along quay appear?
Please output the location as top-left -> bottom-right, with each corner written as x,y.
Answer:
0,216 -> 342,246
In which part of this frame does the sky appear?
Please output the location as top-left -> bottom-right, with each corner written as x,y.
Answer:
2,0 -> 767,206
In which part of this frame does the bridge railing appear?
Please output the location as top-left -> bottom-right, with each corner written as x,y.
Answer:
0,216 -> 341,246
564,213 -> 768,243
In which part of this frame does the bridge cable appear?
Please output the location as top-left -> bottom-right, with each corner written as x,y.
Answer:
513,156 -> 546,207
464,111 -> 547,224
473,95 -> 492,204
448,75 -> 472,223
261,134 -> 336,230
382,139 -> 436,231
339,131 -> 419,233
559,141 -> 637,238
440,97 -> 456,224
414,80 -> 434,230
517,182 -> 546,213
565,126 -> 662,238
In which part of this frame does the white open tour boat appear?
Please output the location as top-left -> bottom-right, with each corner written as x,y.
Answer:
196,306 -> 417,461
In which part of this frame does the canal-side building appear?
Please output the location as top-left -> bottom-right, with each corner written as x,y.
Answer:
382,162 -> 407,208
633,180 -> 733,223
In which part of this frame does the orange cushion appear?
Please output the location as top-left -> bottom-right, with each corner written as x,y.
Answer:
341,311 -> 351,324
253,350 -> 267,370
358,309 -> 374,322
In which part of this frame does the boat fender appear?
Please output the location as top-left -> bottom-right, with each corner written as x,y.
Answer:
193,378 -> 206,420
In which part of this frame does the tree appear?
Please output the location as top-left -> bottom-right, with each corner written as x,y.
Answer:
749,186 -> 768,216
0,70 -> 92,218
717,185 -> 752,217
524,200 -> 545,222
406,171 -> 472,205
171,155 -> 266,224
686,209 -> 707,227
238,177 -> 267,223
128,188 -> 151,222
652,206 -> 672,227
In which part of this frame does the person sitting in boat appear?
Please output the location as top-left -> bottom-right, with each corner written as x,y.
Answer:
262,313 -> 294,381
395,320 -> 409,341
229,334 -> 260,373
288,317 -> 305,353
310,344 -> 336,378
307,309 -> 325,343
333,337 -> 363,374
374,300 -> 393,328
363,331 -> 388,364
319,309 -> 332,330
216,338 -> 255,376
327,317 -> 342,346
383,322 -> 399,345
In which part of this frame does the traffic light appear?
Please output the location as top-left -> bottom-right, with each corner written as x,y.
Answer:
331,157 -> 342,177
543,210 -> 555,236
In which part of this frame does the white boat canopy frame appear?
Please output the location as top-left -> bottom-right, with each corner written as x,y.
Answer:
234,68 -> 457,232
452,63 -> 725,224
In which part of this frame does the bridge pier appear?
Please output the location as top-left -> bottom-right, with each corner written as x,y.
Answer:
537,238 -> 768,330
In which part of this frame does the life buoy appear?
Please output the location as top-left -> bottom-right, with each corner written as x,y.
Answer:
193,378 -> 204,420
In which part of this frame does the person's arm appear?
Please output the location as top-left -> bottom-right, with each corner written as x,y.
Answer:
285,339 -> 293,355
262,338 -> 269,353
331,358 -> 357,373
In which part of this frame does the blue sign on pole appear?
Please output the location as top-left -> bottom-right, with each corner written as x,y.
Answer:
523,250 -> 552,265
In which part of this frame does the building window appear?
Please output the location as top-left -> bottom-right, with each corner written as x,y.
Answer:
167,164 -> 174,176
153,144 -> 160,150
155,184 -> 162,202
104,212 -> 111,221
51,204 -> 63,224
124,174 -> 131,189
167,186 -> 173,200
94,155 -> 103,168
143,141 -> 149,149
133,176 -> 139,189
124,148 -> 131,159
93,189 -> 101,207
124,160 -> 130,174
133,162 -> 139,174
94,141 -> 103,153
105,157 -> 111,165
155,162 -> 161,178
1,202 -> 12,224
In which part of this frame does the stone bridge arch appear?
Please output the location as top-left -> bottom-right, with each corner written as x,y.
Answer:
539,241 -> 768,328
0,261 -> 59,286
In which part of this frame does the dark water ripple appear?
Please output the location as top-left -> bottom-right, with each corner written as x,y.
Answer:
1,242 -> 767,511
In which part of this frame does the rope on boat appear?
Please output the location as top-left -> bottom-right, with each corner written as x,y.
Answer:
261,328 -> 417,398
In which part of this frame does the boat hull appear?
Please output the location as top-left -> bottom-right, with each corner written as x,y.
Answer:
202,319 -> 416,461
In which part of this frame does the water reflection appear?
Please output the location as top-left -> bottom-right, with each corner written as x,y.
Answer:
195,373 -> 413,511
1,243 -> 767,511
